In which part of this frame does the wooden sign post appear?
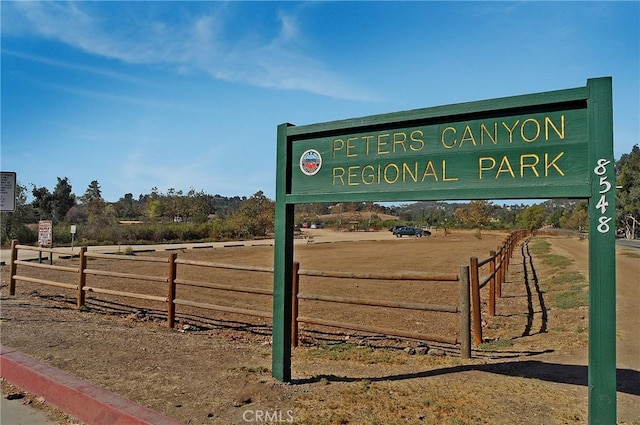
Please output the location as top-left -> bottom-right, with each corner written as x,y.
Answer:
273,77 -> 615,424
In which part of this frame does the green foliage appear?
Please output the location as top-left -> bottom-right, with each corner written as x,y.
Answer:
558,200 -> 588,231
1,183 -> 38,245
517,205 -> 547,230
228,191 -> 275,238
528,238 -> 551,255
542,254 -> 573,269
616,144 -> 640,238
553,283 -> 588,309
454,200 -> 496,229
478,339 -> 514,351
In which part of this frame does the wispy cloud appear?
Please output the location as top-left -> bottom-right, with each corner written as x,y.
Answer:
1,49 -> 153,86
3,2 -> 376,101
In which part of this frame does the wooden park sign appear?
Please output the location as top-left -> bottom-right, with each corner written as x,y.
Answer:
273,77 -> 616,424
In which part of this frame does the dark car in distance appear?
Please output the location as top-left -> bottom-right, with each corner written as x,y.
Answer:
392,226 -> 431,238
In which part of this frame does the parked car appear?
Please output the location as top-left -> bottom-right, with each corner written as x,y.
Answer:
393,226 -> 431,238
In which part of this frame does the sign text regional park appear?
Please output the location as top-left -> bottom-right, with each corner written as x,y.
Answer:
291,108 -> 588,201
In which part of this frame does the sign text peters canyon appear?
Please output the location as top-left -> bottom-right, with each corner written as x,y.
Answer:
292,109 -> 588,196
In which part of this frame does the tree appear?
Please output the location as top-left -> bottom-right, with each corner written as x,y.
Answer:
1,182 -> 37,244
51,177 -> 75,223
81,180 -> 103,204
455,201 -> 495,230
616,144 -> 640,239
559,201 -> 588,232
230,191 -> 275,238
80,180 -> 106,225
517,205 -> 548,231
31,185 -> 54,220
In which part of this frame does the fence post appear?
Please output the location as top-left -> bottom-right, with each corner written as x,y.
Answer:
459,265 -> 471,359
9,240 -> 18,296
469,256 -> 482,345
167,253 -> 177,329
77,247 -> 87,308
291,262 -> 300,348
497,247 -> 504,299
489,250 -> 496,317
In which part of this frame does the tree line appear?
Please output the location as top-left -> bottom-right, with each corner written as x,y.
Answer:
2,144 -> 638,246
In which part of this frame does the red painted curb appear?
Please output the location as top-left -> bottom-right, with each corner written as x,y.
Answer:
0,345 -> 183,425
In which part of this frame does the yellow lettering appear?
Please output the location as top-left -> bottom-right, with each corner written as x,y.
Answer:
520,154 -> 540,177
393,133 -> 407,153
332,167 -> 345,185
421,161 -> 438,181
442,160 -> 458,181
496,156 -> 515,178
362,165 -> 375,184
441,127 -> 457,148
332,139 -> 344,158
346,137 -> 358,157
383,163 -> 399,184
363,135 -> 374,155
347,166 -> 360,185
481,123 -> 497,145
478,156 -> 496,179
460,125 -> 477,147
521,118 -> 541,142
545,152 -> 565,176
501,120 -> 520,143
545,115 -> 565,140
377,133 -> 390,154
402,162 -> 418,183
409,130 -> 425,151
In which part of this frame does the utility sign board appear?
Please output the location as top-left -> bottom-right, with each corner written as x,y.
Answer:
274,78 -> 615,424
291,109 -> 588,201
38,220 -> 53,247
0,171 -> 17,212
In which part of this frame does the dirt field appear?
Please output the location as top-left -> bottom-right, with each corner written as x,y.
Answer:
1,229 -> 638,424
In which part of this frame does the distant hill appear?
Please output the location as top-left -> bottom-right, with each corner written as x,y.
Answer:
316,211 -> 399,221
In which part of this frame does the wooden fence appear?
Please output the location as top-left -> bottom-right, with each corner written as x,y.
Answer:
468,230 -> 529,344
7,231 -> 526,356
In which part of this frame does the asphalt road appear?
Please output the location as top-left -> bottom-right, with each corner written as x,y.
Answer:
616,238 -> 640,251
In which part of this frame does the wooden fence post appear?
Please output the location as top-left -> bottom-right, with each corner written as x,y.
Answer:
469,257 -> 482,345
489,250 -> 496,317
291,262 -> 300,348
459,265 -> 471,359
77,247 -> 87,308
497,247 -> 504,299
9,240 -> 18,296
167,253 -> 177,329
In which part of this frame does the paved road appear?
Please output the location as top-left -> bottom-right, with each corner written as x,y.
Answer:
0,397 -> 58,425
616,237 -> 640,251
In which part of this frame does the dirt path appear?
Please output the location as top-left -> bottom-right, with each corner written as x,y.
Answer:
542,237 -> 639,422
549,238 -> 639,370
1,232 -> 639,424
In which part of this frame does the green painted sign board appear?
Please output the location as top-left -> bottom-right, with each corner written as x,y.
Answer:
274,77 -> 616,424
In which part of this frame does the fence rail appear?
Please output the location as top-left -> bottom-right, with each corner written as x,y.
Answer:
8,231 -> 526,355
468,230 -> 528,344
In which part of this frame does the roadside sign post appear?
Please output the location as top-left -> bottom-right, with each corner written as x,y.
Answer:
273,78 -> 616,423
70,225 -> 77,252
0,171 -> 17,212
38,220 -> 53,265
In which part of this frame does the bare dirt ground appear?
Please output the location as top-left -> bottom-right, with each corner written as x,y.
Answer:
1,229 -> 638,425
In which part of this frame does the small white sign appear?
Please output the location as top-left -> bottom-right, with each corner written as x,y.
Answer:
0,171 -> 17,212
70,225 -> 77,234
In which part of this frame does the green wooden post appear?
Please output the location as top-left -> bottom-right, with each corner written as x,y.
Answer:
272,123 -> 295,382
587,77 -> 616,424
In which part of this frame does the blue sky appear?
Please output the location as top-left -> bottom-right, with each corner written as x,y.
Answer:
2,1 -> 638,202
